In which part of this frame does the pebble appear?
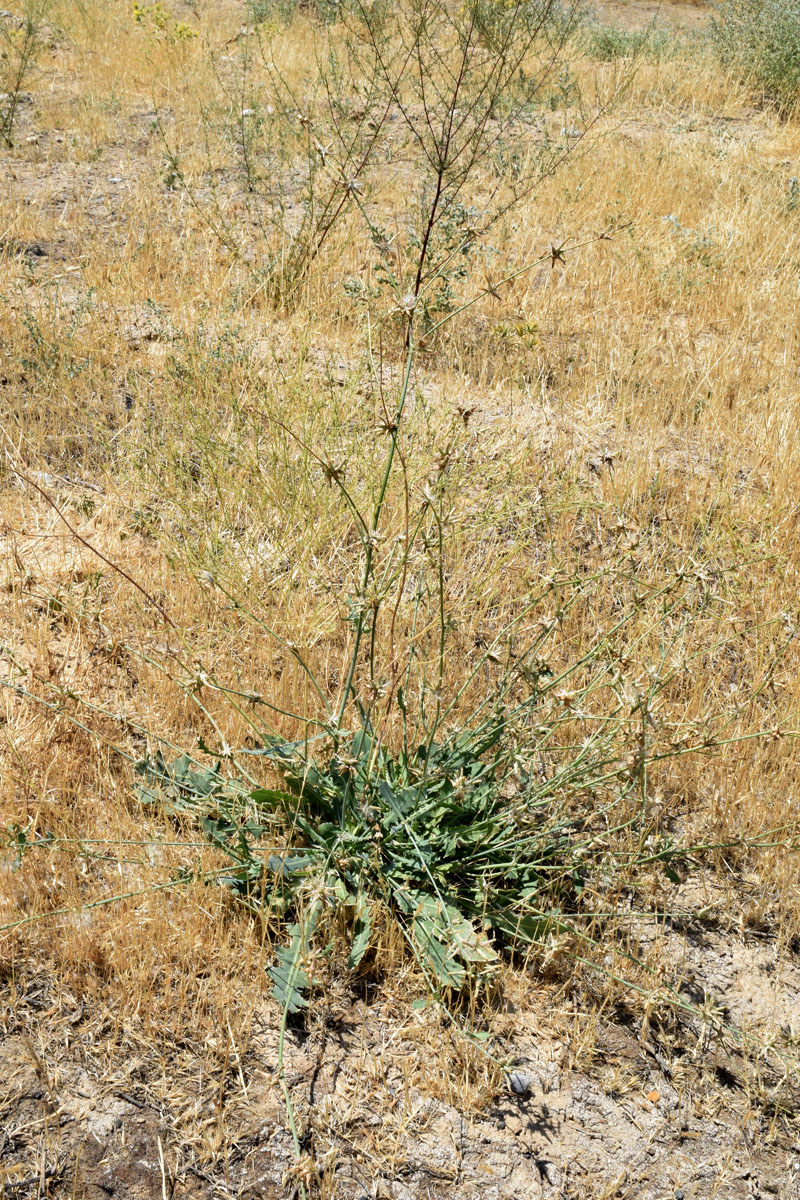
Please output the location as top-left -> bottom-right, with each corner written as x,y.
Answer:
509,1071 -> 531,1097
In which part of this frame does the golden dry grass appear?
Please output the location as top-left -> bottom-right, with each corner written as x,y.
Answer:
1,0 -> 800,1193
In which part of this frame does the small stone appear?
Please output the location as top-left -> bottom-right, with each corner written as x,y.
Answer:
509,1071 -> 531,1097
675,1190 -> 685,1199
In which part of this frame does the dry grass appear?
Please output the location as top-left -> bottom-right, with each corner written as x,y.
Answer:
1,0 -> 800,1194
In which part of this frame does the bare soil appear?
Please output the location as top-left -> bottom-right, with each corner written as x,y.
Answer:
3,903 -> 800,1199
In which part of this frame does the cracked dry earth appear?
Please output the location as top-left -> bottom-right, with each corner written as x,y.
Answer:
2,907 -> 800,1200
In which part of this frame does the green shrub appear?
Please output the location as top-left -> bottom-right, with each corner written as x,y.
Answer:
583,24 -> 677,62
0,0 -> 51,147
710,0 -> 800,112
134,558 -> 772,1014
246,0 -> 346,27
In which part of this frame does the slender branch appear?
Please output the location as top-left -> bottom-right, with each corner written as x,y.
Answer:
5,454 -> 178,630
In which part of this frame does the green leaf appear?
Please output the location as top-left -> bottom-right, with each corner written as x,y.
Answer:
134,751 -> 227,813
268,902 -> 322,1014
407,892 -> 498,989
347,894 -> 372,969
489,910 -> 552,945
269,934 -> 311,1014
266,852 -> 317,878
249,787 -> 298,810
